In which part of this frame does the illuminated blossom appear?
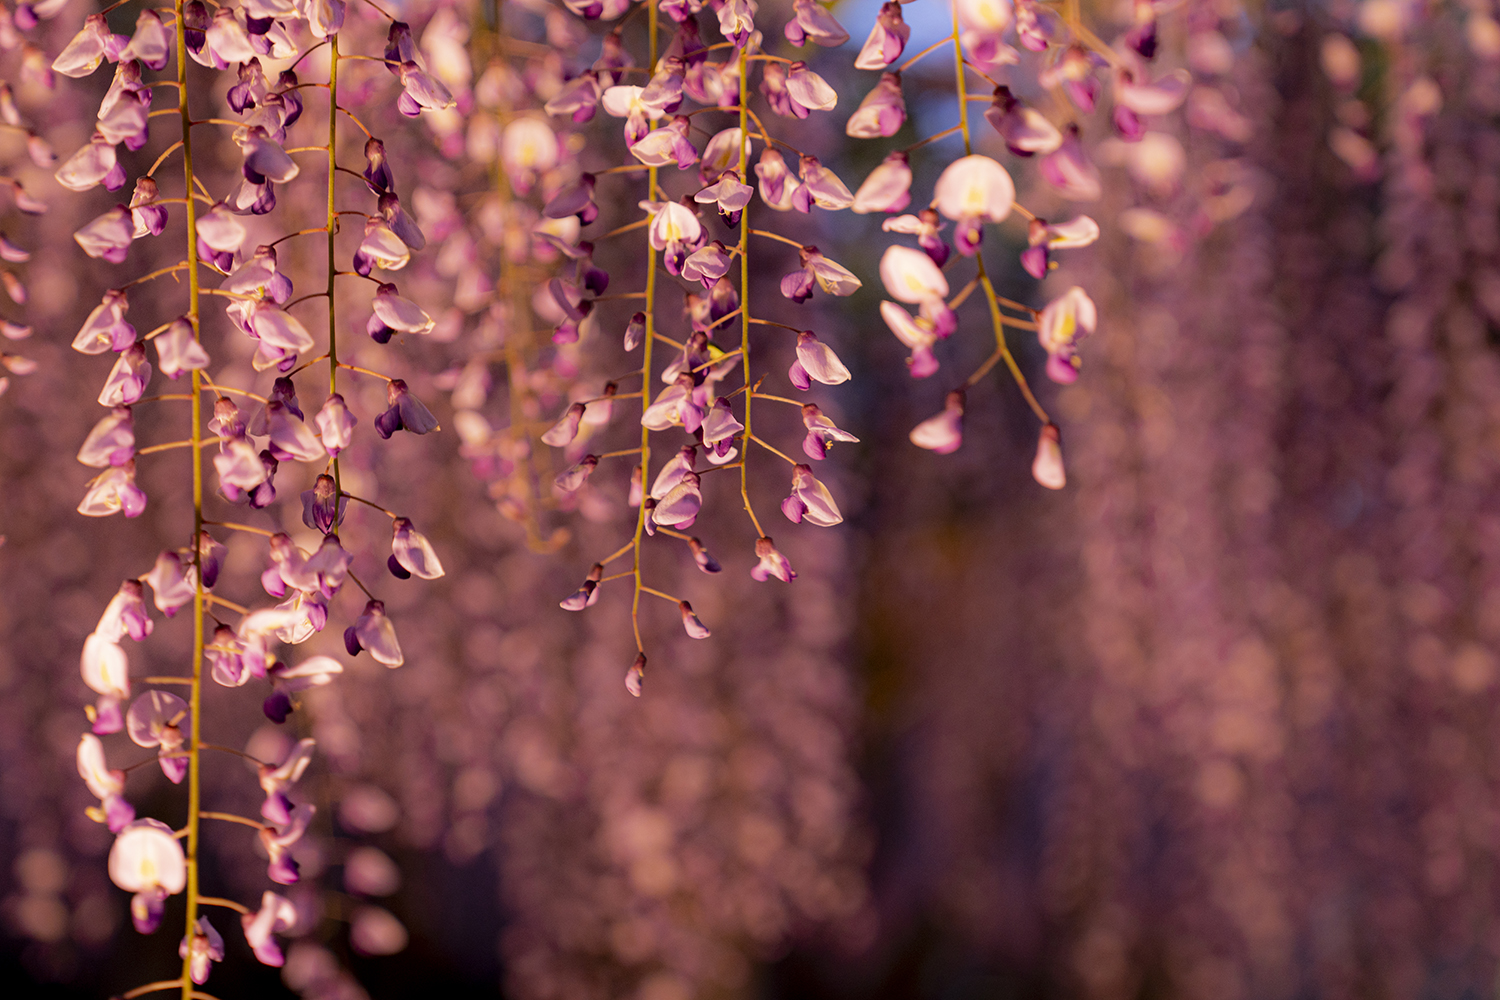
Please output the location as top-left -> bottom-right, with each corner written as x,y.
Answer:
933,155 -> 1015,255
1020,215 -> 1100,278
801,403 -> 859,460
78,461 -> 148,519
126,690 -> 188,783
785,0 -> 848,46
1032,422 -> 1066,489
155,318 -> 210,379
1037,285 -> 1098,383
789,330 -> 852,389
98,343 -> 151,406
679,600 -> 712,638
985,86 -> 1063,155
241,892 -> 297,967
75,205 -> 133,262
782,464 -> 843,526
846,72 -> 906,138
345,601 -> 403,667
258,738 -> 315,826
390,517 -> 445,580
1039,125 -> 1103,201
108,819 -> 185,934
77,406 -> 134,467
77,734 -> 134,832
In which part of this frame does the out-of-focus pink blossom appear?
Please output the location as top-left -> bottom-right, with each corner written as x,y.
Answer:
1037,285 -> 1098,383
1032,422 -> 1066,489
77,406 -> 134,467
909,390 -> 966,454
242,891 -> 297,967
374,379 -> 440,439
934,155 -> 1015,255
258,738 -> 315,826
785,0 -> 849,46
846,72 -> 906,138
125,690 -> 188,783
852,152 -> 913,214
108,819 -> 185,933
1039,125 -> 1103,200
77,734 -> 134,832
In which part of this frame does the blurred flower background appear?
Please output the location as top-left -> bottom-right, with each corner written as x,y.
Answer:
7,0 -> 1500,998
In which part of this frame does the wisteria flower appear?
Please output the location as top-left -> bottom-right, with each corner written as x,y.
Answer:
390,517 -> 445,580
701,399 -> 744,463
910,391 -> 965,454
126,690 -> 188,783
78,406 -> 134,467
52,15 -> 123,79
74,291 -> 133,354
375,379 -> 440,439
683,240 -> 734,288
602,82 -> 670,145
789,330 -> 852,389
315,394 -> 356,456
354,218 -> 411,275
261,804 -> 315,884
196,203 -> 247,270
108,818 -> 185,933
77,734 -> 134,832
344,600 -> 403,667
752,536 -> 797,582
631,114 -> 698,169
846,73 -> 906,138
78,462 -> 147,519
544,70 -> 603,122
782,464 -> 844,526
883,208 -> 950,266
856,2 -> 910,69
145,550 -> 197,616
258,738 -> 315,826
782,246 -> 862,303
801,403 -> 859,460
880,301 -> 940,378
224,245 -> 292,302
985,86 -> 1063,156
554,455 -> 598,493
98,343 -> 151,406
545,173 -> 599,225
81,631 -> 129,733
1037,285 -> 1098,384
242,891 -> 297,967
301,474 -> 346,533
156,317 -> 210,379
1039,125 -> 1103,201
396,61 -> 456,116
626,652 -> 646,697
698,127 -> 749,185
653,470 -> 704,528
852,152 -> 913,214
679,600 -> 712,638
1020,215 -> 1100,278
933,155 -> 1015,255
881,244 -> 951,310
262,654 -> 343,722
689,536 -> 722,573
650,446 -> 698,500
785,0 -> 849,46
755,147 -> 802,212
793,155 -> 854,212
1032,423 -> 1066,489
693,169 -> 753,225
75,205 -> 134,263
642,198 -> 704,276
367,283 -> 436,342
95,579 -> 152,642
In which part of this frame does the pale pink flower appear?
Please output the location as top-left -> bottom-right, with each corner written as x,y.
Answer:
179,918 -> 225,984
1037,285 -> 1098,383
108,818 -> 185,933
145,550 -> 198,616
755,148 -> 802,211
782,464 -> 843,526
78,462 -> 147,518
390,518 -> 444,580
880,300 -> 940,379
880,244 -> 950,303
1115,67 -> 1192,116
75,205 -> 133,262
694,169 -> 754,225
242,891 -> 297,967
126,690 -> 188,783
77,734 -> 134,832
679,600 -> 712,638
856,2 -> 910,70
345,601 -> 403,667
73,290 -> 134,354
155,318 -> 210,379
120,10 -> 170,70
1032,422 -> 1066,489
985,86 -> 1063,156
258,738 -> 315,826
910,391 -> 965,454
626,653 -> 646,697
789,330 -> 852,389
1039,125 -> 1103,201
845,72 -> 906,138
653,470 -> 704,528
315,394 -> 356,456
934,155 -> 1015,255
794,154 -> 854,211
852,152 -> 913,214
52,15 -> 122,78
95,579 -> 153,642
78,406 -> 134,467
98,343 -> 151,406
81,631 -> 130,733
785,0 -> 849,46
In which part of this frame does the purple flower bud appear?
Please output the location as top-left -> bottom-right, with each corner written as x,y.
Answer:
687,537 -> 722,574
354,217 -> 410,275
198,531 -> 226,589
680,600 -> 712,638
625,652 -> 646,697
263,689 -> 292,724
623,311 -> 647,352
559,579 -> 597,611
541,402 -> 586,447
300,474 -> 344,534
362,137 -> 393,194
374,379 -> 440,439
846,72 -> 906,139
182,1 -> 208,53
228,58 -> 267,113
1033,423 -> 1066,489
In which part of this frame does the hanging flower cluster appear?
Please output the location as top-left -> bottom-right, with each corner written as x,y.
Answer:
44,0 -> 451,991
